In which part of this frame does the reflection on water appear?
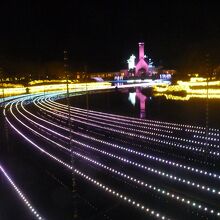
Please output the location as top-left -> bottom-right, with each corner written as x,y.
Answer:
128,92 -> 136,106
68,88 -> 220,128
128,88 -> 147,119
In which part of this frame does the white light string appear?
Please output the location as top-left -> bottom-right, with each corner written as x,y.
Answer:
4,101 -> 169,220
9,99 -> 220,217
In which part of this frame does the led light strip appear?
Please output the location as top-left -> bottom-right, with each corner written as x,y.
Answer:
4,101 -> 169,220
48,94 -> 217,137
68,137 -> 220,196
10,99 -> 220,217
35,97 -> 220,171
47,95 -> 220,134
45,97 -> 173,134
35,98 -> 216,160
34,98 -> 220,157
46,94 -> 219,139
0,164 -> 44,220
15,99 -> 220,197
193,134 -> 219,142
40,96 -> 210,144
186,128 -> 219,137
47,95 -> 180,130
72,151 -> 220,217
44,97 -> 220,153
43,97 -> 220,151
19,98 -> 220,180
71,131 -> 220,179
39,98 -> 175,138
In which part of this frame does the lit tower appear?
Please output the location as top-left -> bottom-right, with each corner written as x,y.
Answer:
139,42 -> 145,60
135,42 -> 149,77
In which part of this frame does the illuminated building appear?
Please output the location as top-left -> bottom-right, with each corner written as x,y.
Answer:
158,69 -> 176,80
126,43 -> 173,80
135,42 -> 149,77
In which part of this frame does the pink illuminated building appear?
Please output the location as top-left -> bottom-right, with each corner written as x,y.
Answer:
135,42 -> 149,77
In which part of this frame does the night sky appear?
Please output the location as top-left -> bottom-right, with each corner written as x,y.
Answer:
0,0 -> 220,73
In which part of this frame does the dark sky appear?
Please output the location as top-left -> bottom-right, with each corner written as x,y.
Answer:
0,0 -> 220,72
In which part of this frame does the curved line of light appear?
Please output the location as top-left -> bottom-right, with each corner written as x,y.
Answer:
10,98 -> 220,217
44,97 -> 220,148
0,163 -> 44,220
21,97 -> 220,196
47,93 -> 220,133
4,99 -> 169,220
34,97 -> 220,157
20,97 -> 220,180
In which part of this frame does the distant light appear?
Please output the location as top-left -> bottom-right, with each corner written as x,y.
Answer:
127,55 -> 136,69
128,92 -> 136,106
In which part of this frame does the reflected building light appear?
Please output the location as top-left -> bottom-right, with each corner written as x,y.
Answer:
136,88 -> 147,119
128,92 -> 136,106
128,88 -> 147,118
